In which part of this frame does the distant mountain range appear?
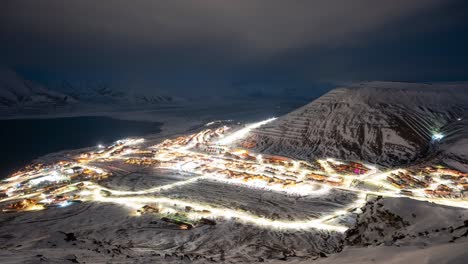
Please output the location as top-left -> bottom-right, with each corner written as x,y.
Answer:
54,81 -> 175,105
248,82 -> 468,167
0,69 -> 76,109
0,68 -> 176,114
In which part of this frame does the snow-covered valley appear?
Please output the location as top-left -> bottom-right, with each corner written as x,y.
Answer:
0,83 -> 467,263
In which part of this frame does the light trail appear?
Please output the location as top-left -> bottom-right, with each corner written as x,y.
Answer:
216,117 -> 276,145
206,176 -> 332,196
98,175 -> 211,196
89,189 -> 348,232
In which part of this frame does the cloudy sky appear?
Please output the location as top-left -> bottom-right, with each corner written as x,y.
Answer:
1,0 -> 467,98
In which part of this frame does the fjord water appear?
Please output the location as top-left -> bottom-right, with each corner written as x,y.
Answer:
0,116 -> 162,178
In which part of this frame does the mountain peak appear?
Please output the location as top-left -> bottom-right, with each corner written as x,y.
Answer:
246,84 -> 468,166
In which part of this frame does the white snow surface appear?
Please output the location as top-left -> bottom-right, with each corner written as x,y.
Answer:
1,194 -> 467,263
291,197 -> 468,264
311,242 -> 468,264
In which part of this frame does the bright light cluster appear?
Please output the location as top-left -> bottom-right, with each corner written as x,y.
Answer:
432,133 -> 444,141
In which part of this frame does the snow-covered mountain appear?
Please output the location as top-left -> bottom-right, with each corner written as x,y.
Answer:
55,81 -> 175,106
248,82 -> 468,166
0,69 -> 180,116
0,69 -> 76,109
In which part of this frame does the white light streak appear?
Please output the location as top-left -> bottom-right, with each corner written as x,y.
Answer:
216,118 -> 276,145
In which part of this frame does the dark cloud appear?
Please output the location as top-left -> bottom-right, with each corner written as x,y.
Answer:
1,0 -> 467,97
1,0 -> 448,53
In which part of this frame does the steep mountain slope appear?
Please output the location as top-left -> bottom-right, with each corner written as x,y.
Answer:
0,69 -> 76,109
248,82 -> 468,166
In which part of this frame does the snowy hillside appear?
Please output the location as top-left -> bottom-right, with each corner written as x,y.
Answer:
0,69 -> 76,109
306,196 -> 468,264
248,82 -> 468,166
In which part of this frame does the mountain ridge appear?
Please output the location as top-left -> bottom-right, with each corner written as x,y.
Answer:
0,69 -> 76,108
0,69 -> 178,115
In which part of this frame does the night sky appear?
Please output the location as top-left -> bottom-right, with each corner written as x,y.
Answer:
1,0 -> 467,99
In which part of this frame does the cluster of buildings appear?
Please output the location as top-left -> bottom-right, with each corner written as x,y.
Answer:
424,184 -> 455,198
224,149 -> 257,161
125,158 -> 160,166
0,159 -> 109,213
262,156 -> 294,167
307,173 -> 344,186
195,144 -> 227,155
299,160 -> 323,172
135,126 -> 385,193
136,204 -> 216,230
2,198 -> 41,212
327,161 -> 370,175
154,126 -> 229,150
220,169 -> 298,188
385,166 -> 468,198
387,171 -> 430,189
77,138 -> 144,162
421,166 -> 468,177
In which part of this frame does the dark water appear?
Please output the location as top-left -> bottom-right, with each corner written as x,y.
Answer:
0,116 -> 162,178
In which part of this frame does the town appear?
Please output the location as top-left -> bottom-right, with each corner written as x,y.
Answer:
1,119 -> 467,232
